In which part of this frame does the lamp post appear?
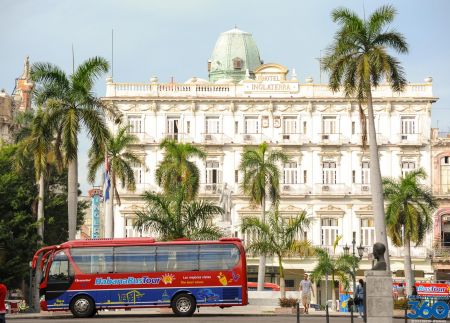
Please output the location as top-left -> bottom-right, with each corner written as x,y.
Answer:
343,232 -> 365,299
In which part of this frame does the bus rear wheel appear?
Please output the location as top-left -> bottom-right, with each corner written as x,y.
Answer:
70,295 -> 95,318
171,293 -> 196,317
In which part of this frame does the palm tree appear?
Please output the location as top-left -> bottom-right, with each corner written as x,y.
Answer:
134,187 -> 223,240
310,242 -> 358,311
87,126 -> 142,238
322,5 -> 409,268
383,168 -> 437,295
239,142 -> 289,291
155,139 -> 206,200
31,57 -> 115,240
241,205 -> 310,298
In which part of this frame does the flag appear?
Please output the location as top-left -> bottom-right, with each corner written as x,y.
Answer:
103,154 -> 111,201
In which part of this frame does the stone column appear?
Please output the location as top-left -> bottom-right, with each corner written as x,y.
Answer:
365,270 -> 393,323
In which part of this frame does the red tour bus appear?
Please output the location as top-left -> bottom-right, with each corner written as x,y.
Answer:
32,237 -> 247,318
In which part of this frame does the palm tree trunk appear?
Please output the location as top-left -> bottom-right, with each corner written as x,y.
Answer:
366,89 -> 390,270
37,174 -> 45,239
331,273 -> 336,311
278,255 -> 286,299
257,195 -> 266,291
68,157 -> 78,240
404,238 -> 413,296
105,173 -> 115,238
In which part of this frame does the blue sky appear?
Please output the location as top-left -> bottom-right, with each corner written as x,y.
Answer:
1,0 -> 449,194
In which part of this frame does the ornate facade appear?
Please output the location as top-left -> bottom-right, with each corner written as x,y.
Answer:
102,28 -> 437,293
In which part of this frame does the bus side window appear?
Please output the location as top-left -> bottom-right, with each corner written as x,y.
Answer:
199,245 -> 240,270
71,247 -> 113,274
114,246 -> 156,273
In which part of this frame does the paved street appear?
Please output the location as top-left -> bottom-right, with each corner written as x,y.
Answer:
7,314 -> 408,323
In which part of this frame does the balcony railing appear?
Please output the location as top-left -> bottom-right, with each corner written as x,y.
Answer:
396,133 -> 423,145
433,185 -> 450,195
314,183 -> 349,195
240,133 -> 264,144
199,183 -> 222,195
280,183 -> 311,195
352,184 -> 371,195
318,133 -> 342,145
279,133 -> 307,145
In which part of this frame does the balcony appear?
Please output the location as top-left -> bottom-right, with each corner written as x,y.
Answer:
314,183 -> 349,195
128,132 -> 155,144
162,132 -> 194,143
396,133 -> 424,145
434,185 -> 450,196
240,133 -> 264,144
352,184 -> 371,195
199,183 -> 222,195
318,133 -> 342,145
201,133 -> 229,144
280,183 -> 311,195
279,133 -> 307,145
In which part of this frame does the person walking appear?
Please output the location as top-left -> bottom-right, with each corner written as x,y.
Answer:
299,273 -> 314,314
355,279 -> 365,318
0,283 -> 7,323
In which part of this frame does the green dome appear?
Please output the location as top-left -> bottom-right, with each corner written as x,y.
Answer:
208,28 -> 262,83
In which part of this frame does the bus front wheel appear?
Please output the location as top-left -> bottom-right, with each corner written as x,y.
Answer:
70,295 -> 96,318
171,293 -> 196,317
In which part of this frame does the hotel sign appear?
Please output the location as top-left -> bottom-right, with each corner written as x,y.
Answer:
245,82 -> 299,93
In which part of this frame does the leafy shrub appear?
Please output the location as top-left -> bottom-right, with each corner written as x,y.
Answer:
279,297 -> 298,308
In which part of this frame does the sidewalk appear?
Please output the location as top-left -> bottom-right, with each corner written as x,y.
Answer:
5,306 -> 407,320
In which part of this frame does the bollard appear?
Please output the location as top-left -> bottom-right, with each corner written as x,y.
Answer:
296,301 -> 300,323
325,304 -> 330,323
404,304 -> 407,323
350,300 -> 354,323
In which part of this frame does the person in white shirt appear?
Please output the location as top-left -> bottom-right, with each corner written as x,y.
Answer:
299,273 -> 314,314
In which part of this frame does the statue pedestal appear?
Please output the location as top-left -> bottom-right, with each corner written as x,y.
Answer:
365,270 -> 393,323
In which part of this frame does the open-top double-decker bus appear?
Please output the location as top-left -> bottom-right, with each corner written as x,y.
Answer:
32,237 -> 247,318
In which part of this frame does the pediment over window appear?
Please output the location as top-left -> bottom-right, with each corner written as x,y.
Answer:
122,204 -> 143,216
237,205 -> 260,214
355,205 -> 373,217
280,205 -> 304,214
316,205 -> 345,217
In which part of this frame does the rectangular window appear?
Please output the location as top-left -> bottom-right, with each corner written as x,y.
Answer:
322,116 -> 337,134
156,245 -> 199,272
206,160 -> 221,189
128,116 -> 142,133
352,121 -> 356,135
71,247 -> 113,274
244,116 -> 259,134
235,121 -> 239,134
321,218 -> 339,246
205,117 -> 220,134
360,218 -> 375,247
167,117 -> 180,140
303,121 -> 307,134
352,170 -> 356,184
303,170 -> 307,184
131,161 -> 143,184
283,117 -> 297,134
361,161 -> 370,184
283,162 -> 298,184
401,116 -> 415,134
401,161 -> 415,177
114,246 -> 156,273
322,161 -> 337,184
186,121 -> 191,134
441,157 -> 450,193
235,170 -> 239,183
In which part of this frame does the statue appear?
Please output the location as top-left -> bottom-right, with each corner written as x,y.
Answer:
372,242 -> 387,270
21,56 -> 30,79
219,183 -> 232,222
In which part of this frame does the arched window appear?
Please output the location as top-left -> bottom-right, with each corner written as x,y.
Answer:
233,57 -> 243,70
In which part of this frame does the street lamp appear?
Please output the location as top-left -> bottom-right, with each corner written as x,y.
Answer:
345,233 -> 364,299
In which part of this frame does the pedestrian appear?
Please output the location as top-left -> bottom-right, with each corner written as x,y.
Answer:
0,283 -> 7,323
411,285 -> 418,298
397,283 -> 405,300
299,273 -> 314,314
355,279 -> 365,318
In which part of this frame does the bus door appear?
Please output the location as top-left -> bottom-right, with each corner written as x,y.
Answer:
45,250 -> 74,308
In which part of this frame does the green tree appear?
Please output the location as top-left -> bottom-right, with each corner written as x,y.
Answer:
30,56 -> 114,240
87,126 -> 141,238
155,139 -> 206,200
241,205 -> 310,298
322,5 -> 409,268
383,168 -> 437,295
239,142 -> 289,291
310,242 -> 358,311
134,187 -> 223,240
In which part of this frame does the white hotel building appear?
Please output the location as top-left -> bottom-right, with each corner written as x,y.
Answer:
102,28 -> 437,294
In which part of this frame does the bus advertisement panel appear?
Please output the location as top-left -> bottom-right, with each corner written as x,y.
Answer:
32,238 -> 247,318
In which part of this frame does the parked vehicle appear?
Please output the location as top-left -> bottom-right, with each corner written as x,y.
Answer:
247,282 -> 280,291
